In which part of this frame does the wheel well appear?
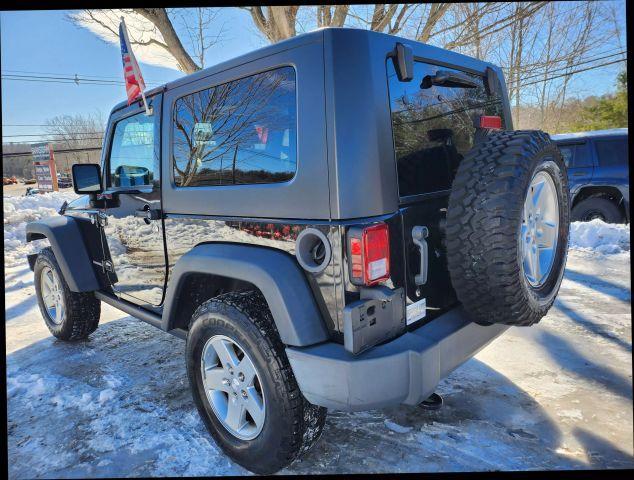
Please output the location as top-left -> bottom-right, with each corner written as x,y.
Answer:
168,273 -> 260,331
573,186 -> 624,213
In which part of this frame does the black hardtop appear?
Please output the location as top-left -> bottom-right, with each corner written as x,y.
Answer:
110,27 -> 503,115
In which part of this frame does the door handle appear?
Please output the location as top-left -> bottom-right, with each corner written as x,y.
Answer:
412,226 -> 429,286
90,211 -> 108,227
135,206 -> 161,221
572,172 -> 587,176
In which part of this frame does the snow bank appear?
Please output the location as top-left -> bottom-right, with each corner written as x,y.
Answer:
569,219 -> 630,255
3,191 -> 78,268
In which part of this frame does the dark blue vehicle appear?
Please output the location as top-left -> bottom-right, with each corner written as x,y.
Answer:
552,128 -> 629,223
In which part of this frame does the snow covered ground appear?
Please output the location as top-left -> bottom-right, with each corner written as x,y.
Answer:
5,192 -> 633,477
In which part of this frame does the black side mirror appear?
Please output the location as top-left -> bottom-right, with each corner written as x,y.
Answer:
72,163 -> 103,195
392,42 -> 414,82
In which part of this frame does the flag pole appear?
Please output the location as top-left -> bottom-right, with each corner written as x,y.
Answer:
120,16 -> 152,116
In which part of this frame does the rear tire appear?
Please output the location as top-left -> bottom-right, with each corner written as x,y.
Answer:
34,247 -> 101,340
446,130 -> 570,326
571,197 -> 623,223
186,291 -> 326,474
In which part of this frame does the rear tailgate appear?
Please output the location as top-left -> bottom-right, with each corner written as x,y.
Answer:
386,59 -> 508,325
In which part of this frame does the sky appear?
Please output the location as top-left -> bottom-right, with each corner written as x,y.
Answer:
1,5 -> 627,145
1,8 -> 267,144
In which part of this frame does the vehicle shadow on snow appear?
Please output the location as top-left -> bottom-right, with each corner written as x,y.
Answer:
4,293 -> 38,319
564,268 -> 631,303
556,299 -> 631,353
535,329 -> 632,402
7,316 -> 632,477
290,358 -> 598,474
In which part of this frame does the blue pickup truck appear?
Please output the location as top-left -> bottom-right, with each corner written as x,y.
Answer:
552,128 -> 629,223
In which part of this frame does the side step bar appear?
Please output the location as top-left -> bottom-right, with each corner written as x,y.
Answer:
94,291 -> 187,340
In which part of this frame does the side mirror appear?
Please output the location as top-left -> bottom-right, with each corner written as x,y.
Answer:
392,42 -> 414,82
72,163 -> 103,195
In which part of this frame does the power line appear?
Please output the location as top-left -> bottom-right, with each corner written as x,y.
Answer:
520,50 -> 627,83
3,124 -> 105,127
2,146 -> 102,158
2,69 -> 129,81
522,58 -> 627,87
3,132 -> 105,138
2,73 -> 161,87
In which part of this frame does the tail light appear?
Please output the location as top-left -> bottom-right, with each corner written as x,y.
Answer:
347,223 -> 391,286
479,115 -> 502,130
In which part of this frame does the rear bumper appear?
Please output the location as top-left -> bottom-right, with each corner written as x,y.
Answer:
286,306 -> 508,411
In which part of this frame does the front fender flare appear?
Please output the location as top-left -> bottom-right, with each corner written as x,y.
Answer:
26,215 -> 101,292
163,243 -> 330,347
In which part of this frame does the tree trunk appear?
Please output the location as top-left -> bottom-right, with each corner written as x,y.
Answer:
134,8 -> 200,73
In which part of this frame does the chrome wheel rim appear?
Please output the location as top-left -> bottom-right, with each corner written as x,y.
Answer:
201,335 -> 266,440
40,266 -> 64,324
521,170 -> 560,287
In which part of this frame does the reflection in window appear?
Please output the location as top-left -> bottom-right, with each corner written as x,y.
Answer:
172,67 -> 297,187
109,113 -> 157,187
387,60 -> 505,197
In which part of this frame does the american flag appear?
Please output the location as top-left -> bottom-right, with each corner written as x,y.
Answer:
119,18 -> 146,106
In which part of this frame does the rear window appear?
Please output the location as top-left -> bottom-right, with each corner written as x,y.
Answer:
387,60 -> 506,197
595,137 -> 628,167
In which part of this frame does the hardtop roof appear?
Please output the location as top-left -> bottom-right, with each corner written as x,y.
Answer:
111,27 -> 500,113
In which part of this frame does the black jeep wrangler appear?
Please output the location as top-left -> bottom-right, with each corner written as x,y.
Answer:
27,28 -> 570,474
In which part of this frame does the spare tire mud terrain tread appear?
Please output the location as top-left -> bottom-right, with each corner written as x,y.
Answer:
446,130 -> 570,326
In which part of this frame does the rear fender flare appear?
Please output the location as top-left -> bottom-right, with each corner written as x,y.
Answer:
163,243 -> 330,347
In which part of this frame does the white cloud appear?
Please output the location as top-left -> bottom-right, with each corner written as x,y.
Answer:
70,9 -> 181,71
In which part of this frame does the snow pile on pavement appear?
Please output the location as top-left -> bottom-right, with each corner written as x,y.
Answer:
569,219 -> 630,255
3,191 -> 78,268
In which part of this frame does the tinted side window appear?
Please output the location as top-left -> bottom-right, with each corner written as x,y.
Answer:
108,112 -> 158,188
172,67 -> 297,187
595,138 -> 628,167
559,143 -> 592,168
387,60 -> 506,197
559,145 -> 573,168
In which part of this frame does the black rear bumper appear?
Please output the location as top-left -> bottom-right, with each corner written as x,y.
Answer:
286,306 -> 508,411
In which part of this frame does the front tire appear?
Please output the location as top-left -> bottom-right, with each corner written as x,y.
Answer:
186,291 -> 326,474
34,247 -> 101,340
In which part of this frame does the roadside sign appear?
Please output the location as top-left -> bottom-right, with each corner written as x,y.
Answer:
31,142 -> 59,192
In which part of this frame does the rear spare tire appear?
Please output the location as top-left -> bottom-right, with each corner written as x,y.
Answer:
446,130 -> 570,326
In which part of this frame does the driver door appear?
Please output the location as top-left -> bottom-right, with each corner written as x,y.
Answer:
100,95 -> 166,307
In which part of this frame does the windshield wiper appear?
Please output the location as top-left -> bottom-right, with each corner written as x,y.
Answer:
421,70 -> 479,89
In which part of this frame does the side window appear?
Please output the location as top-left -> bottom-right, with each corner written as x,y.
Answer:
172,67 -> 297,187
559,145 -> 573,168
595,138 -> 628,167
560,143 -> 592,168
108,112 -> 158,188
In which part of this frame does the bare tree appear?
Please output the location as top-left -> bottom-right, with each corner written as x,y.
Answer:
71,8 -> 222,73
44,112 -> 106,150
241,6 -> 300,43
173,8 -> 225,69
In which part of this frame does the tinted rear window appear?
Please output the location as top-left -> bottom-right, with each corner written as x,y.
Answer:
595,137 -> 628,167
387,60 -> 506,197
